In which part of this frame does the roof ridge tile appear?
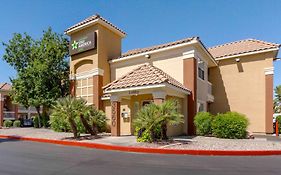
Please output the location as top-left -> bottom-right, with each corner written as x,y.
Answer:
117,37 -> 198,59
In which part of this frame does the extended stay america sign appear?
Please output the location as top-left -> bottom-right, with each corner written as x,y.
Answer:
70,32 -> 96,55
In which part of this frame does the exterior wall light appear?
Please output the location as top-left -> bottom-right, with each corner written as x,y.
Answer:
145,54 -> 150,59
235,58 -> 240,62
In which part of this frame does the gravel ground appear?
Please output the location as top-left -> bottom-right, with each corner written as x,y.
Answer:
134,136 -> 281,150
1,128 -> 281,150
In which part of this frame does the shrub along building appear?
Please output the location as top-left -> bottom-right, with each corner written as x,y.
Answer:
65,14 -> 279,136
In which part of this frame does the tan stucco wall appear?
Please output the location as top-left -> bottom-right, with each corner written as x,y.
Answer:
110,47 -> 195,84
104,100 -> 112,129
97,25 -> 122,86
209,52 -> 274,132
120,98 -> 132,135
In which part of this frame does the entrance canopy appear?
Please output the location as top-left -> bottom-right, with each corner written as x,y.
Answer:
103,63 -> 190,98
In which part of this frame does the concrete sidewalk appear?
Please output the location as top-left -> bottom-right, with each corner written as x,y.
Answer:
0,128 -> 137,146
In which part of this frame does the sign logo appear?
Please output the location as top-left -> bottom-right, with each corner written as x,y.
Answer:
70,32 -> 96,55
71,40 -> 78,50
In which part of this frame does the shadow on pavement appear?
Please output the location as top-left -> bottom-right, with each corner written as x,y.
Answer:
0,138 -> 21,143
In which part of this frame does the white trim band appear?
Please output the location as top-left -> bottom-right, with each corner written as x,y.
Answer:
264,67 -> 274,75
70,68 -> 104,80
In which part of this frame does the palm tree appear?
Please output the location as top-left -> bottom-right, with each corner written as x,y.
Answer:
133,100 -> 184,141
89,108 -> 107,133
133,103 -> 160,142
73,99 -> 96,136
157,100 -> 184,140
51,96 -> 79,138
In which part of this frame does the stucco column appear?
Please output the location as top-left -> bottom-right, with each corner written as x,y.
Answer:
110,95 -> 121,136
93,75 -> 103,110
0,94 -> 4,127
183,52 -> 197,135
265,67 -> 274,134
152,91 -> 166,105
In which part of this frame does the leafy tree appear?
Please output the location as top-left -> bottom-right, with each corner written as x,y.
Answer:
274,85 -> 281,113
2,27 -> 69,127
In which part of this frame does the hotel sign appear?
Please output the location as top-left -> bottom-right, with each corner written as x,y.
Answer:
70,32 -> 96,55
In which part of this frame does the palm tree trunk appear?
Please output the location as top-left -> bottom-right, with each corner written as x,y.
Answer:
150,130 -> 156,142
161,121 -> 168,140
68,117 -> 78,138
80,114 -> 96,135
92,122 -> 98,135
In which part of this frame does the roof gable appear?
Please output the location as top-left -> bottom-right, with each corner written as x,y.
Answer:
103,63 -> 190,93
208,39 -> 280,59
65,14 -> 126,36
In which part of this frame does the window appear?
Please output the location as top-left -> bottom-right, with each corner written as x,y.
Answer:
76,77 -> 94,105
198,59 -> 205,80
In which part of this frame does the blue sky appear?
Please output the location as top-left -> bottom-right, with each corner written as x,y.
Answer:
0,0 -> 280,87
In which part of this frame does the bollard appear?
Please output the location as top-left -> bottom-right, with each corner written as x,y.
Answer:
276,121 -> 279,137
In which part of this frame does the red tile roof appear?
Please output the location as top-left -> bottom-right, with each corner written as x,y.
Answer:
208,39 -> 280,59
103,63 -> 190,93
117,37 -> 198,59
65,14 -> 126,35
0,83 -> 12,91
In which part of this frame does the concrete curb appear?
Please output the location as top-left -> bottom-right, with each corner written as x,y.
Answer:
1,134 -> 281,156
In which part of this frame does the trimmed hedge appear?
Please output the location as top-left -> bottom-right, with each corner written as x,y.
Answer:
194,112 -> 213,136
212,112 -> 249,139
13,120 -> 21,127
3,120 -> 13,128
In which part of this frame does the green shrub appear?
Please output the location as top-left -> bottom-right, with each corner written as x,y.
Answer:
49,114 -> 70,132
212,112 -> 249,139
49,114 -> 86,133
3,120 -> 13,128
13,120 -> 21,127
194,112 -> 213,136
134,125 -> 161,142
137,130 -> 152,142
